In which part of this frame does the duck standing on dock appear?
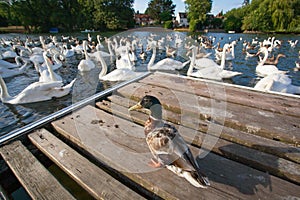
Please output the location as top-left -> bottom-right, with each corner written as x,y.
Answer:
129,95 -> 210,188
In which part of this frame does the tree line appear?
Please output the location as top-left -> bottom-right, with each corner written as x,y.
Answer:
0,0 -> 299,33
0,0 -> 135,33
224,0 -> 300,33
0,0 -> 212,33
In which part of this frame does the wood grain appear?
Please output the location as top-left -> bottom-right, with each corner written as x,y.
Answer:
28,129 -> 145,200
0,140 -> 75,200
52,105 -> 300,199
116,81 -> 300,145
141,72 -> 300,117
96,98 -> 300,184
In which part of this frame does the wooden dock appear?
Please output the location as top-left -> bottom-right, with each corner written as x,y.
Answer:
1,72 -> 300,199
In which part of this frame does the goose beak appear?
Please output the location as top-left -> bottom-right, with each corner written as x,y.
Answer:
128,102 -> 142,111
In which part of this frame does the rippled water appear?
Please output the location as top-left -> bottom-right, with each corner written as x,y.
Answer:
0,29 -> 299,137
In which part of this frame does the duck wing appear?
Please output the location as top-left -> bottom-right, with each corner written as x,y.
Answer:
146,123 -> 210,187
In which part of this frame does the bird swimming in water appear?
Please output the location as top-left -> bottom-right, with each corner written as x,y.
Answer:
129,95 -> 210,188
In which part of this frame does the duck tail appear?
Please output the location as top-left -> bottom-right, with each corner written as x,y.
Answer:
183,171 -> 210,188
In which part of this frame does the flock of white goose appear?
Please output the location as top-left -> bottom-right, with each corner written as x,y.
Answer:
0,32 -> 299,105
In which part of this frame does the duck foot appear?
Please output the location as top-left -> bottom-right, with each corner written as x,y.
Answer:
148,158 -> 162,168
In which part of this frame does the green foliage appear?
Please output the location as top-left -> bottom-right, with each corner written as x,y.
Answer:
224,0 -> 300,33
145,0 -> 175,23
211,18 -> 223,29
93,0 -> 134,30
164,20 -> 173,29
0,2 -> 9,26
224,8 -> 246,32
185,0 -> 212,32
1,0 -> 135,33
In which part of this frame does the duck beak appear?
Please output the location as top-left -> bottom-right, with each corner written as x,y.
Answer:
128,102 -> 142,111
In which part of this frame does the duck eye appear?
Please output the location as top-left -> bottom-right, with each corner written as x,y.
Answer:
142,99 -> 150,105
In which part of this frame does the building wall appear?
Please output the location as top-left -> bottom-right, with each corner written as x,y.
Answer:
176,13 -> 189,27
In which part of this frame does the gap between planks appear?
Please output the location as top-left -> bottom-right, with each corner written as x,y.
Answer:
96,97 -> 300,185
28,129 -> 145,200
52,105 -> 300,199
0,140 -> 75,200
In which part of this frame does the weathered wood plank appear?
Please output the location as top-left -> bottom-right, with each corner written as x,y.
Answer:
104,95 -> 300,164
0,140 -> 75,200
52,105 -> 236,199
141,72 -> 300,118
115,82 -> 300,146
96,99 -> 300,184
52,105 -> 300,199
28,129 -> 145,200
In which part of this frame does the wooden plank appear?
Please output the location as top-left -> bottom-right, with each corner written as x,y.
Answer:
52,105 -> 300,199
104,95 -> 300,164
115,82 -> 300,146
96,99 -> 300,184
0,140 -> 75,200
52,105 -> 236,199
28,129 -> 145,200
140,72 -> 300,118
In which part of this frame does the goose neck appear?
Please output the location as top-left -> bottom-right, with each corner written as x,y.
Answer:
147,46 -> 156,70
0,76 -> 12,101
187,47 -> 196,76
98,52 -> 107,77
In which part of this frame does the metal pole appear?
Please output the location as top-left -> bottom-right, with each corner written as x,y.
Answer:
0,72 -> 151,145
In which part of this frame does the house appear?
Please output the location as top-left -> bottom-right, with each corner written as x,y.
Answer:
215,11 -> 225,19
176,12 -> 189,27
134,13 -> 154,26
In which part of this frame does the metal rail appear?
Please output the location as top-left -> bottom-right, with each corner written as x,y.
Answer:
0,72 -> 151,145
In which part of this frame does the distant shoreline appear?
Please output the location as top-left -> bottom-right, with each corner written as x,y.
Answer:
0,26 -> 26,33
1,25 -> 299,35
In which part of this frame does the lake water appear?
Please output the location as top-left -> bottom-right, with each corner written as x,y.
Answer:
0,28 -> 299,137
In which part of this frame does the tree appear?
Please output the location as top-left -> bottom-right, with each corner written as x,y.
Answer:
1,0 -> 135,32
185,0 -> 212,31
93,0 -> 135,30
145,0 -> 175,24
223,0 -> 300,33
241,0 -> 300,32
0,2 -> 10,26
224,8 -> 247,32
78,0 -> 97,30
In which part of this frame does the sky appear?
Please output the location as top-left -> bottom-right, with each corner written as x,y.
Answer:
134,0 -> 243,15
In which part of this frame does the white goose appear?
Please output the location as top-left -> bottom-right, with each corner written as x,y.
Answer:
0,57 -> 32,78
256,47 -> 286,77
61,44 -> 75,58
88,36 -> 111,59
254,73 -> 300,94
186,45 -> 212,59
288,40 -> 298,48
99,48 -> 143,82
96,35 -> 104,50
147,43 -> 190,71
1,50 -> 17,60
116,46 -> 135,70
187,44 -> 242,81
50,51 -> 65,70
78,40 -> 95,72
36,51 -> 62,82
29,53 -> 45,64
165,45 -> 176,57
216,41 -> 235,61
0,56 -> 27,69
0,75 -> 76,104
